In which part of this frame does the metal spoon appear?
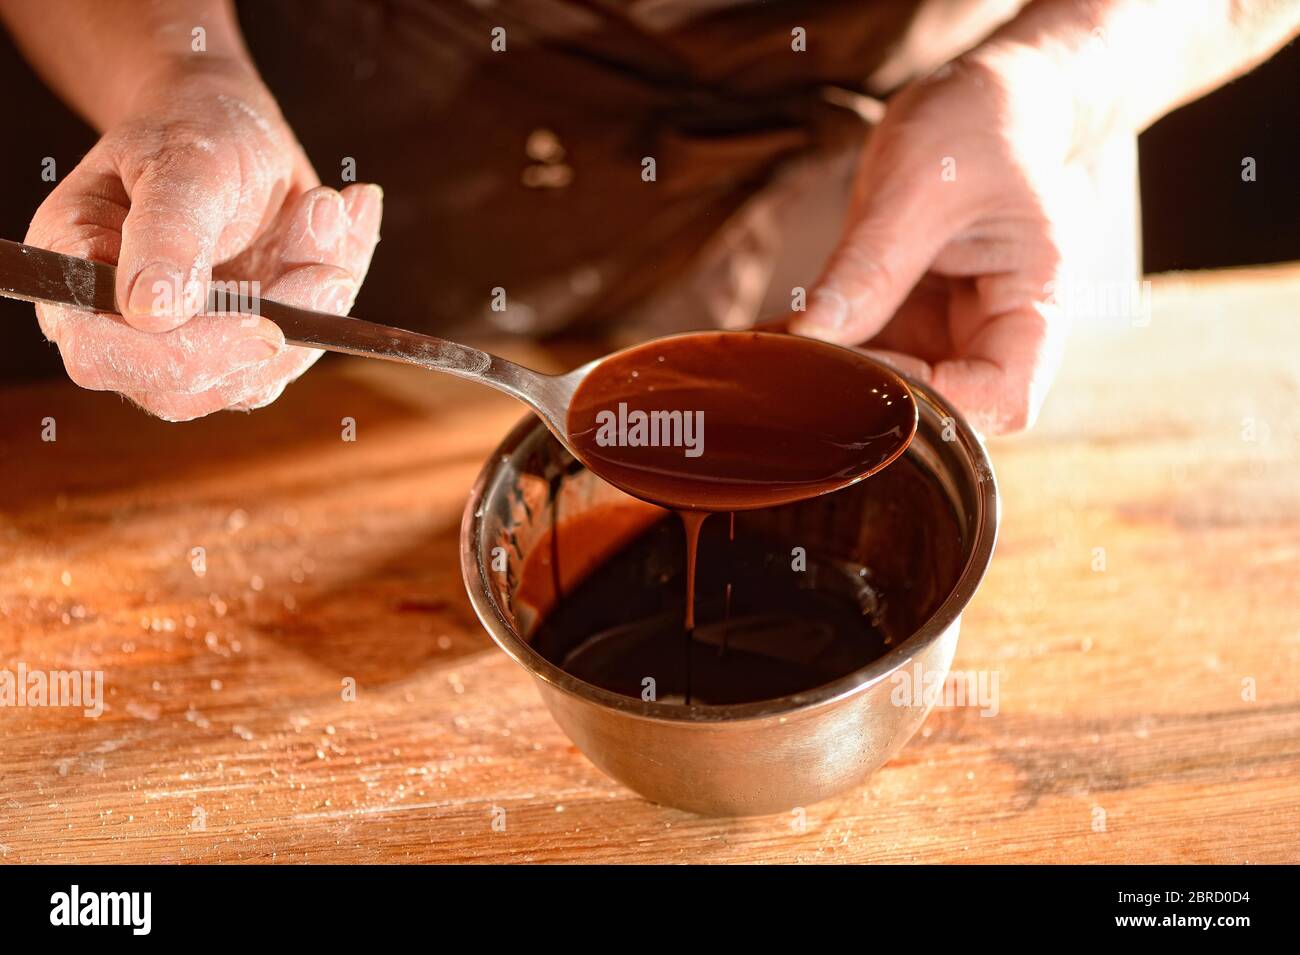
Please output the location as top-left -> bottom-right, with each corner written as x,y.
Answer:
0,239 -> 916,510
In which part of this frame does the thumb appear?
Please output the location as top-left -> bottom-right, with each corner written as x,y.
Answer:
115,146 -> 243,332
790,153 -> 953,345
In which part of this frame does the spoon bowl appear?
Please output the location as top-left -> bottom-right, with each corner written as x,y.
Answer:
565,330 -> 916,511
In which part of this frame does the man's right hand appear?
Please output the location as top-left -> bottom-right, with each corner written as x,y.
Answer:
26,60 -> 382,421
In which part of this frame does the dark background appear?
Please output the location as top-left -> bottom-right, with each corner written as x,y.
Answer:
0,26 -> 1294,382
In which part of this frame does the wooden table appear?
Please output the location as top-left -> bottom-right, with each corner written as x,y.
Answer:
2,266 -> 1297,864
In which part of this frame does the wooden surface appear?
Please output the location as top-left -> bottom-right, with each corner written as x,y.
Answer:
1,266 -> 1298,864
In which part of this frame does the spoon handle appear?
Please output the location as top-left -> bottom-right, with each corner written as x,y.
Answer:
248,294 -> 555,408
0,239 -> 566,419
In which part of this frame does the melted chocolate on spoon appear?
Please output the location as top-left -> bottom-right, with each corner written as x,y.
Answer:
566,331 -> 916,513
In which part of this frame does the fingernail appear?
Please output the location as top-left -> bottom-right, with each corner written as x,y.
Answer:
128,262 -> 187,319
233,329 -> 281,365
314,280 -> 356,315
803,289 -> 851,330
306,192 -> 346,248
345,184 -> 384,233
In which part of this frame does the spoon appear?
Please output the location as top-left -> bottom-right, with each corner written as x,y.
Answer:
0,239 -> 916,511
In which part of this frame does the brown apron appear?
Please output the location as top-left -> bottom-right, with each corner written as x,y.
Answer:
238,0 -> 1022,338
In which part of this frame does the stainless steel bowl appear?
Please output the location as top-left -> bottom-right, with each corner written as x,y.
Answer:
460,372 -> 998,816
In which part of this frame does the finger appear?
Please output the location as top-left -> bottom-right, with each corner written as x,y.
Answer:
339,183 -> 383,282
115,141 -> 243,332
208,187 -> 381,414
862,273 -> 954,363
224,262 -> 356,411
25,147 -> 130,345
51,310 -> 283,395
860,347 -> 932,384
225,364 -> 308,412
875,301 -> 1063,435
123,385 -> 236,423
215,182 -> 382,290
274,182 -> 382,279
791,137 -> 957,344
279,186 -> 349,265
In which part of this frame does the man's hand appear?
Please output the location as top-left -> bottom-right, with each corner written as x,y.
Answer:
790,49 -> 1086,435
792,0 -> 1300,435
25,60 -> 382,421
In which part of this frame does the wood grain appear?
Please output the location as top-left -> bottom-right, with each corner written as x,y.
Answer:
1,266 -> 1298,863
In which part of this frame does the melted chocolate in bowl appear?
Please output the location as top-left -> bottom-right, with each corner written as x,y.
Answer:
565,331 -> 917,512
526,453 -> 964,706
525,336 -> 949,707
